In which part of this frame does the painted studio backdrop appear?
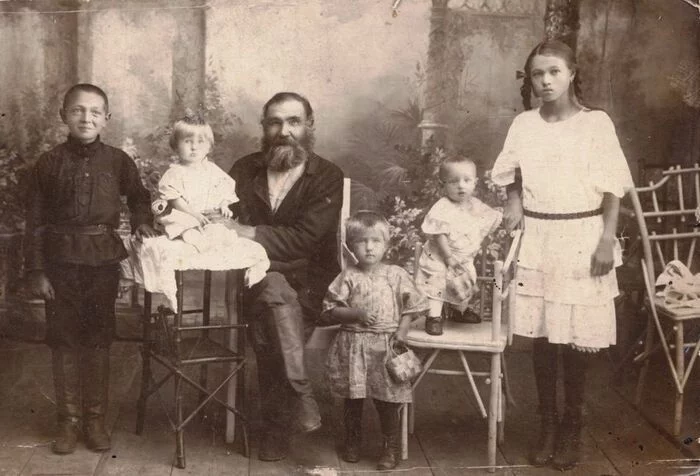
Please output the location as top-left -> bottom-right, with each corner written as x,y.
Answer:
1,1 -> 700,308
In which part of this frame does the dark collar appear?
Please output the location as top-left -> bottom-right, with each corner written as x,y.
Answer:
252,150 -> 320,175
66,135 -> 102,156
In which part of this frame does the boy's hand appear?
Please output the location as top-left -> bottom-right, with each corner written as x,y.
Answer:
29,272 -> 55,300
135,224 -> 158,241
447,258 -> 467,276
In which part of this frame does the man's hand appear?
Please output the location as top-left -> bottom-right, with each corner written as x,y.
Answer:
230,220 -> 256,240
29,271 -> 55,300
135,224 -> 158,241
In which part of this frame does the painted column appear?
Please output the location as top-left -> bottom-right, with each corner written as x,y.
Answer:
170,0 -> 207,119
419,0 -> 450,148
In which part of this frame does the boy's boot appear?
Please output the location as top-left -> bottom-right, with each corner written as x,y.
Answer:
81,347 -> 111,452
530,339 -> 559,467
553,346 -> 588,470
375,400 -> 401,471
51,348 -> 82,454
271,304 -> 321,434
342,399 -> 363,463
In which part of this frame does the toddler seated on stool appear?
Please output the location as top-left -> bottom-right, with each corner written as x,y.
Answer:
154,113 -> 239,252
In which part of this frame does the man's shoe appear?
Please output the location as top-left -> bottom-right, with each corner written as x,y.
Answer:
258,431 -> 289,462
425,316 -> 444,336
342,439 -> 361,463
294,394 -> 322,433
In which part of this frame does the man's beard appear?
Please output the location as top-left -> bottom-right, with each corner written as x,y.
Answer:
262,128 -> 315,171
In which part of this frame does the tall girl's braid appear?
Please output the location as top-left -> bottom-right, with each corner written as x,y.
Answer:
520,76 -> 533,111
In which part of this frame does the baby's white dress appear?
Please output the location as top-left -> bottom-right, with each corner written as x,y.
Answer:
491,108 -> 634,348
415,196 -> 502,308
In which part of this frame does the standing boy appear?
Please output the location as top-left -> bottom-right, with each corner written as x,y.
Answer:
24,83 -> 156,454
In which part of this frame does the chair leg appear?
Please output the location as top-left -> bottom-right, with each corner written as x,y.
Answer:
674,322 -> 685,436
174,374 -> 186,469
401,403 -> 408,460
635,315 -> 655,405
497,373 -> 505,446
136,292 -> 153,436
198,364 -> 208,422
487,354 -> 500,470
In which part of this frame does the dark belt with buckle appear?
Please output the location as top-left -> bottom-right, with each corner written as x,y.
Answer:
47,224 -> 114,235
523,208 -> 603,220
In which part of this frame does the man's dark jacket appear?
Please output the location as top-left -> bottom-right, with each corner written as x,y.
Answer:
229,151 -> 344,307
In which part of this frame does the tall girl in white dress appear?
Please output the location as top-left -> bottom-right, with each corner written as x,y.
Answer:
491,40 -> 633,470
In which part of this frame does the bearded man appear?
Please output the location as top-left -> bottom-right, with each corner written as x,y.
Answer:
229,92 -> 344,462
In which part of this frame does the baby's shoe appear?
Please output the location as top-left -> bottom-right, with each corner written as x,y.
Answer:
425,316 -> 444,336
454,308 -> 482,324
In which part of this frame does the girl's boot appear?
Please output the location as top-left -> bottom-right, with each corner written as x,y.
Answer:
342,399 -> 363,463
375,400 -> 401,470
552,346 -> 588,470
51,348 -> 82,454
529,338 -> 559,467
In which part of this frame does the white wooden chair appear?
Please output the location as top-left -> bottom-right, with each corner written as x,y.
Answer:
630,163 -> 700,436
402,230 -> 521,469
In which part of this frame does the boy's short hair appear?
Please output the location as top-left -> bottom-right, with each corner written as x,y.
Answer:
438,155 -> 477,182
169,113 -> 215,150
62,83 -> 109,112
346,210 -> 391,244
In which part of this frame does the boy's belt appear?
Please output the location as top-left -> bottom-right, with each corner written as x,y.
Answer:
523,208 -> 603,220
47,224 -> 115,235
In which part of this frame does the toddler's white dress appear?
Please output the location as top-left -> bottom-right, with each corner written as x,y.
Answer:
415,196 -> 502,308
491,108 -> 634,348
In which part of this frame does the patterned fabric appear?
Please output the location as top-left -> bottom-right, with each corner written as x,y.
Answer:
323,263 -> 428,401
415,197 -> 502,306
491,108 -> 634,348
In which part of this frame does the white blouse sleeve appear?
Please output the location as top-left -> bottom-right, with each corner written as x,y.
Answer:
589,112 -> 634,198
421,199 -> 452,235
491,114 -> 523,187
157,165 -> 184,201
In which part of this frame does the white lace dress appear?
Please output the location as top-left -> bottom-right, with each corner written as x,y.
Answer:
491,108 -> 634,348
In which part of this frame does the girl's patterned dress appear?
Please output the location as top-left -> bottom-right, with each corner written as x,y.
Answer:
415,197 -> 502,307
323,263 -> 428,403
491,108 -> 634,348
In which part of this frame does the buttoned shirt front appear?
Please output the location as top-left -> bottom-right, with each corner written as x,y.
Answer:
24,135 -> 153,269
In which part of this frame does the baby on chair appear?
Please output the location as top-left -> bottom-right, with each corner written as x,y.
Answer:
154,113 -> 239,252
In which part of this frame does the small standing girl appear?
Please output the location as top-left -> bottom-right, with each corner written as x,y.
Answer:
491,40 -> 633,470
322,211 -> 427,470
415,155 -> 502,336
155,114 -> 239,251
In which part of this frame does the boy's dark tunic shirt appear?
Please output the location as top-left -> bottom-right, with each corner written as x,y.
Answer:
24,135 -> 152,271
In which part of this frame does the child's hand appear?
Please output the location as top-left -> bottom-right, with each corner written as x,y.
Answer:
591,235 -> 615,276
503,199 -> 523,231
358,310 -> 378,327
192,212 -> 210,228
29,271 -> 55,300
447,257 -> 467,276
220,203 -> 233,219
